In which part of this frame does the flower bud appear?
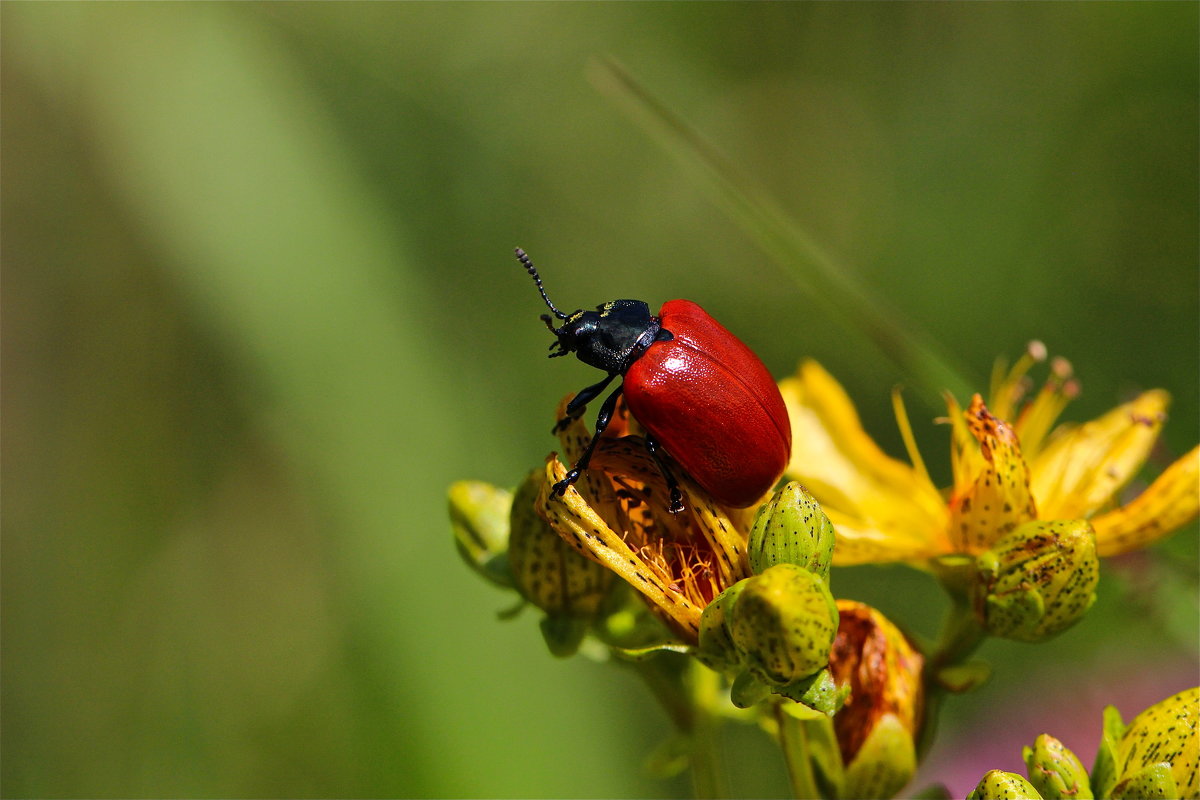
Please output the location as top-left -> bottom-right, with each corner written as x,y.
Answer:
972,519 -> 1099,642
1106,687 -> 1199,800
828,601 -> 924,800
967,770 -> 1044,800
842,714 -> 918,800
748,482 -> 836,580
1022,734 -> 1092,799
696,580 -> 747,674
449,480 -> 514,588
508,471 -> 614,654
728,564 -> 839,687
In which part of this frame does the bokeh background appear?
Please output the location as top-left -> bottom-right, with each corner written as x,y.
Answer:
3,3 -> 1197,798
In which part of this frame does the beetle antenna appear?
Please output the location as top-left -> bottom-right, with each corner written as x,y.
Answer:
515,247 -> 568,320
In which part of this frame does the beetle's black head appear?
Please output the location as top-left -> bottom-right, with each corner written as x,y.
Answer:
546,300 -> 665,374
517,248 -> 670,376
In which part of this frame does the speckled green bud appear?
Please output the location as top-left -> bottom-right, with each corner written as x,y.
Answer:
697,579 -> 747,674
728,564 -> 839,687
449,480 -> 514,588
748,482 -> 836,580
508,471 -> 614,625
967,770 -> 1044,800
1107,687 -> 1199,800
1023,734 -> 1092,799
972,519 -> 1099,642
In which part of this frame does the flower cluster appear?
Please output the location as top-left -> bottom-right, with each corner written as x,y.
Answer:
450,345 -> 1197,799
968,687 -> 1198,800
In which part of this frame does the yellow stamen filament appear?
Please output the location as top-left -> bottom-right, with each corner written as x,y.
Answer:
891,386 -> 933,490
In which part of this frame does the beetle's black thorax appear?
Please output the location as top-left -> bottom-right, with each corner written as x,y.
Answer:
550,299 -> 673,374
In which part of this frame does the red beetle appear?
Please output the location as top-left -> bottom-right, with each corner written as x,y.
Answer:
517,248 -> 791,511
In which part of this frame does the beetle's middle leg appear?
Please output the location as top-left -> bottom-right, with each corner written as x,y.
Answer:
552,373 -> 618,434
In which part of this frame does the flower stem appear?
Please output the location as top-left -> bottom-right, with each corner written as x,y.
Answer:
688,662 -> 729,799
918,597 -> 987,760
930,601 -> 986,673
775,704 -> 822,800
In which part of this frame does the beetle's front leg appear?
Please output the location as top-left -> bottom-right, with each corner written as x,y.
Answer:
552,373 -> 618,434
552,384 -> 623,496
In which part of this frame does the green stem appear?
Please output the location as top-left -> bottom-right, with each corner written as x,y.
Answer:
775,704 -> 821,800
925,557 -> 987,672
918,596 -> 987,760
688,662 -> 729,800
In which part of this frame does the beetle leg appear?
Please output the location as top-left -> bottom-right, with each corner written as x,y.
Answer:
552,372 -> 617,433
644,435 -> 685,514
552,384 -> 623,496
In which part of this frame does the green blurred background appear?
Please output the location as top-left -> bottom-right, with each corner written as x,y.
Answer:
3,3 -> 1196,798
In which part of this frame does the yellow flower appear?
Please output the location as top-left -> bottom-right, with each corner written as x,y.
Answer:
780,347 -> 1199,566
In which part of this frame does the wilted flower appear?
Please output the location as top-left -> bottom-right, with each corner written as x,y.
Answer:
826,600 -> 924,800
508,470 -> 615,616
780,348 -> 1199,566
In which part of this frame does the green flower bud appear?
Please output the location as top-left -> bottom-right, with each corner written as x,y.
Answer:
1022,734 -> 1092,799
508,471 -> 614,654
748,482 -> 836,580
1108,687 -> 1198,800
728,564 -> 839,687
843,713 -> 918,800
696,580 -> 747,674
967,770 -> 1044,800
972,519 -> 1099,642
449,480 -> 514,588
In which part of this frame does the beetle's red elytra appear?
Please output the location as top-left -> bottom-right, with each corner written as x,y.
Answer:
516,247 -> 791,512
624,299 -> 791,508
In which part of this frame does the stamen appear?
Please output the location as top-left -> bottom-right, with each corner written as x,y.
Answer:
892,386 -> 934,489
1013,351 -> 1080,459
1050,356 -> 1073,380
990,341 -> 1051,421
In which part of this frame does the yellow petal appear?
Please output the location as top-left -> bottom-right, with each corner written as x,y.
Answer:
826,511 -> 946,567
1091,445 -> 1200,557
780,361 -> 948,562
1031,390 -> 1169,520
538,456 -> 704,638
948,396 -> 1037,553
